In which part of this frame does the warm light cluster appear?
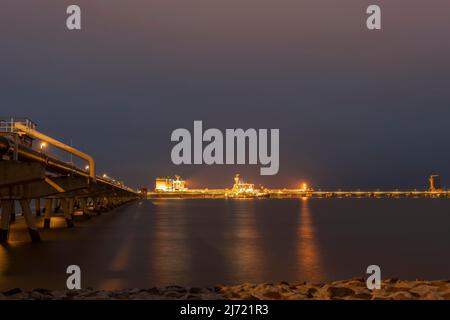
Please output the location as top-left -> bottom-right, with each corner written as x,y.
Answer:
231,174 -> 255,194
155,175 -> 187,192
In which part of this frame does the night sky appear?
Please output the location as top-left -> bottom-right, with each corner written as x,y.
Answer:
2,1 -> 449,190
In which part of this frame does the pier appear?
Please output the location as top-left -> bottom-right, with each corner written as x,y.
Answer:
0,118 -> 139,243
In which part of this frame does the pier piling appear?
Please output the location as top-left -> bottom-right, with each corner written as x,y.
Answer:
43,198 -> 53,229
35,198 -> 41,217
1,200 -> 13,243
19,199 -> 41,242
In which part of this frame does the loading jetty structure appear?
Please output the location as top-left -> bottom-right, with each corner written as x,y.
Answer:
0,117 -> 140,243
148,175 -> 450,199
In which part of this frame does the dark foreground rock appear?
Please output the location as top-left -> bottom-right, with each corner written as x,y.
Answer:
1,279 -> 449,300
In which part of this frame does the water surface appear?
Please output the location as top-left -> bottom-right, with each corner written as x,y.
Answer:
1,198 -> 449,290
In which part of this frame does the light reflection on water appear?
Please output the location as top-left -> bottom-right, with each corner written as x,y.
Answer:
229,199 -> 265,282
297,197 -> 324,283
151,200 -> 193,285
0,245 -> 8,276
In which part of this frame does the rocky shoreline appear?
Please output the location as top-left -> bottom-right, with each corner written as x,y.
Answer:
1,279 -> 449,300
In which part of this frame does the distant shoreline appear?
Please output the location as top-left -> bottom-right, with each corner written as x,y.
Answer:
148,190 -> 450,199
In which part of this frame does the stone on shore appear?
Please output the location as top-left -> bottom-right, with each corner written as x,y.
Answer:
1,278 -> 449,300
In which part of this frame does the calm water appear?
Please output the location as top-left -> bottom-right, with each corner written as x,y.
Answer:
1,198 -> 450,290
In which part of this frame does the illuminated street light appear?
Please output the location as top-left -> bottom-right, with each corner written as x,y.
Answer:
85,165 -> 90,171
40,142 -> 47,149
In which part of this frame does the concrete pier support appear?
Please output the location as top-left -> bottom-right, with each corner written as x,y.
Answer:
1,200 -> 13,243
19,199 -> 41,242
61,198 -> 75,228
103,197 -> 110,211
79,198 -> 90,219
54,199 -> 61,213
107,197 -> 113,210
10,201 -> 16,223
104,197 -> 110,211
111,197 -> 118,209
43,198 -> 53,229
69,198 -> 75,220
73,199 -> 79,211
94,197 -> 102,214
35,198 -> 41,217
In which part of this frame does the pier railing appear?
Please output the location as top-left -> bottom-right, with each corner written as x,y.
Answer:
0,117 -> 37,133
